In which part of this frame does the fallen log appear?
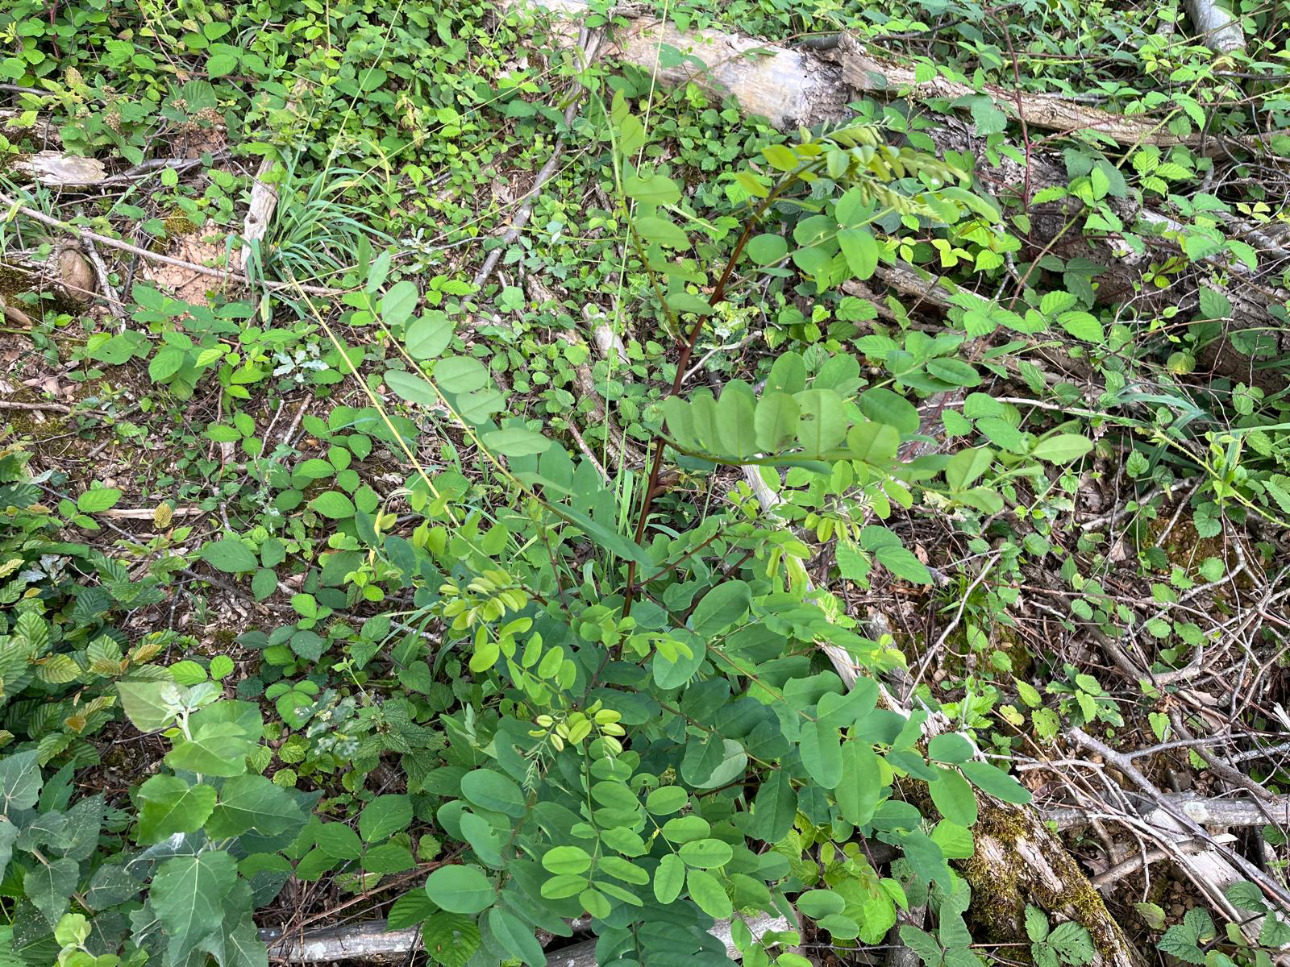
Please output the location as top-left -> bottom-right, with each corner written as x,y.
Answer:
259,913 -> 790,964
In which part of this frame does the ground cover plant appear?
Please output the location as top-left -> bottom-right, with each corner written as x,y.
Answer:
0,0 -> 1289,965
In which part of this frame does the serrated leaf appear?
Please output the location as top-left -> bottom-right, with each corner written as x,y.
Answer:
151,851 -> 238,962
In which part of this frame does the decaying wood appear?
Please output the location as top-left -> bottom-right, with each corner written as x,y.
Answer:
11,150 -> 106,187
260,913 -> 790,963
1183,0 -> 1245,53
240,157 -> 279,274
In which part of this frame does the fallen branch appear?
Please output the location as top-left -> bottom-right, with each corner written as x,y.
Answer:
260,913 -> 790,964
1183,0 -> 1245,53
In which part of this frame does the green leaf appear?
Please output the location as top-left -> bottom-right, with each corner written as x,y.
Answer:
678,838 -> 734,869
945,447 -> 994,491
382,281 -> 420,328
746,234 -> 788,266
77,488 -> 122,513
435,356 -> 490,395
201,538 -> 259,573
690,580 -> 751,636
0,751 -> 42,814
755,392 -> 800,452
425,865 -> 495,914
749,771 -> 796,842
1031,435 -> 1094,464
838,229 -> 879,280
635,215 -> 689,249
928,733 -> 974,764
24,856 -> 79,926
1059,311 -> 1104,343
929,769 -> 978,826
645,786 -> 688,816
836,743 -> 882,826
481,427 -> 552,457
926,358 -> 980,387
151,851 -> 238,962
858,388 -> 920,436
716,382 -> 758,459
543,845 -> 593,875
310,491 -> 356,519
959,761 -> 1032,804
386,369 -> 439,406
1025,905 -> 1050,943
687,869 -> 732,919
164,701 -> 262,777
461,770 -> 527,818
796,389 -> 847,453
800,720 -> 842,788
798,890 -> 846,919
207,775 -> 304,841
422,913 -> 481,967
623,173 -> 681,206
136,775 -> 217,844
405,313 -> 453,359
207,52 -> 239,77
1048,922 -> 1095,965
359,795 -> 413,843
489,907 -> 547,967
116,680 -> 184,732
654,853 -> 685,904
873,544 -> 933,585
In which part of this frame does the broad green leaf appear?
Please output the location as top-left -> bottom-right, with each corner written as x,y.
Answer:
460,770 -> 526,818
201,538 -> 258,573
1031,434 -> 1094,464
873,544 -> 933,585
116,681 -> 184,732
690,580 -> 751,637
796,389 -> 847,453
77,488 -> 122,513
0,751 -> 42,814
381,281 -> 419,328
836,743 -> 882,826
944,447 -> 994,491
425,865 -> 495,914
309,491 -> 355,519
746,233 -> 788,266
405,313 -> 453,359
929,768 -> 978,826
754,393 -> 799,452
798,890 -> 846,919
481,427 -> 551,457
151,851 -> 238,963
959,761 -> 1032,804
206,774 -> 303,841
716,382 -> 758,458
136,775 -> 216,844
838,229 -> 879,280
359,795 -> 413,843
488,907 -> 547,967
435,356 -> 490,395
928,733 -> 974,764
926,358 -> 980,387
623,173 -> 681,206
635,215 -> 689,249
164,701 -> 262,777
686,869 -> 732,919
678,838 -> 733,869
385,369 -> 439,406
645,786 -> 688,816
653,635 -> 706,689
24,856 -> 79,926
748,771 -> 796,843
1059,310 -> 1104,343
654,853 -> 685,903
858,388 -> 920,436
542,846 -> 592,875
800,720 -> 842,788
